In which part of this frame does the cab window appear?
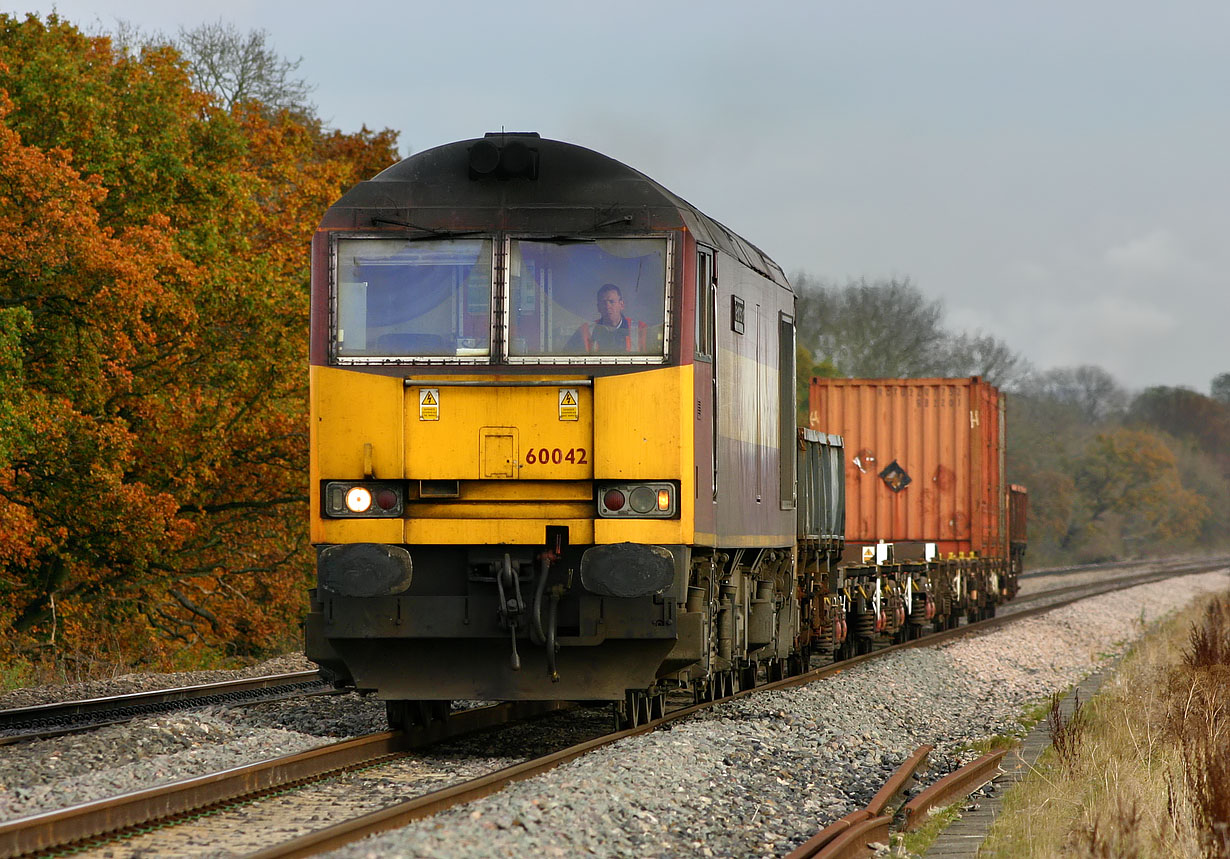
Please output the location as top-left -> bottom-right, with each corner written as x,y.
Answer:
507,238 -> 668,361
334,237 -> 493,361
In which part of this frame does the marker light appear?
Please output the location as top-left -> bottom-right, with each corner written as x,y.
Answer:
603,489 -> 626,511
345,486 -> 372,513
657,489 -> 671,511
629,486 -> 656,514
374,488 -> 399,510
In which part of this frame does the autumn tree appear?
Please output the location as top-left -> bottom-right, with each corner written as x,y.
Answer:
1066,428 -> 1209,558
1127,386 -> 1230,477
0,13 -> 399,670
0,87 -> 194,646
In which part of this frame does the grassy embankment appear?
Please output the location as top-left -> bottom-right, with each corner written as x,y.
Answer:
976,590 -> 1230,857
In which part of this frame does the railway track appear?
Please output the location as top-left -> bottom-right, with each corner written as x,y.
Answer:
0,671 -> 333,746
1002,555 -> 1230,616
3,556 -> 1223,859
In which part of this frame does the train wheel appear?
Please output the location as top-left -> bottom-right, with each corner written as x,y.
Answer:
617,689 -> 664,729
649,691 -> 666,720
692,676 -> 713,704
386,699 -> 450,731
741,662 -> 758,691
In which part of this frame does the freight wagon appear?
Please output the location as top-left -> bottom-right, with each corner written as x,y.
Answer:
809,377 -> 1020,627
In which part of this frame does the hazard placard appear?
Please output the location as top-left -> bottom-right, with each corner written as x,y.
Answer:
558,388 -> 579,421
419,388 -> 439,421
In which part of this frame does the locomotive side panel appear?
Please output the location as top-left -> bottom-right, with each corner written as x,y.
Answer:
711,257 -> 796,547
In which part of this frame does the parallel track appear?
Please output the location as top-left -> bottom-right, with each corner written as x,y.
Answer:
0,671 -> 332,746
3,556 -> 1222,858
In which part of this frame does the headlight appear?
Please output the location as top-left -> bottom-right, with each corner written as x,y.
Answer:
323,481 -> 404,518
597,482 -> 677,518
345,487 -> 372,513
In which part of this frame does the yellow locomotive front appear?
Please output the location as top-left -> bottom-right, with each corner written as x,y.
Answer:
306,135 -> 711,716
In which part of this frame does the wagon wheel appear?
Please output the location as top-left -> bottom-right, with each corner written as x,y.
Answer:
740,661 -> 759,691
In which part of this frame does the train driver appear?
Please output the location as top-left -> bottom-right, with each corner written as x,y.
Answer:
567,283 -> 649,354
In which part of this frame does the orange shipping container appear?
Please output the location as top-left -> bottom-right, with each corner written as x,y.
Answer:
808,377 -> 1006,560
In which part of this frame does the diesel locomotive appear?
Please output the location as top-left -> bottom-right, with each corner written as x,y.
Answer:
304,133 -> 1022,728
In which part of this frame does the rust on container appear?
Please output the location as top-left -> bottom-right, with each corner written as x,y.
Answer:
808,377 -> 1006,561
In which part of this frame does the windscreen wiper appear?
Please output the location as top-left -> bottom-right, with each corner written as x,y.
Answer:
371,217 -> 484,238
539,236 -> 596,244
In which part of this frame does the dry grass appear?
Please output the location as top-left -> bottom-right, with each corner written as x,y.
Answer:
1047,688 -> 1089,771
980,589 -> 1230,858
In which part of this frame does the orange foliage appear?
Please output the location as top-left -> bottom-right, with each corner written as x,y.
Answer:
0,13 -> 399,670
1075,428 -> 1210,545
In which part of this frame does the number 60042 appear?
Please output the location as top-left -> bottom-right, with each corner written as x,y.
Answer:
524,447 -> 588,465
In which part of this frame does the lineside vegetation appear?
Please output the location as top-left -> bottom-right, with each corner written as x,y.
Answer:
981,590 -> 1230,857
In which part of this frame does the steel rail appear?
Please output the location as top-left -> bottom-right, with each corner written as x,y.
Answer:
790,814 -> 891,859
0,671 -> 332,745
1020,554 -> 1229,580
785,745 -> 932,859
865,744 -> 934,817
0,670 -> 327,729
785,745 -> 1007,857
0,701 -> 569,859
1002,559 -> 1230,616
902,748 -> 1009,831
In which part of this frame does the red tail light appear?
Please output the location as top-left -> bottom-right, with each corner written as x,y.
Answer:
374,489 -> 399,510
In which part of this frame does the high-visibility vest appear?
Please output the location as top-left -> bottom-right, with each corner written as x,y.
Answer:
580,318 -> 648,352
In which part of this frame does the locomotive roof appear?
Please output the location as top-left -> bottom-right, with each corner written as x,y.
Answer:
321,133 -> 791,290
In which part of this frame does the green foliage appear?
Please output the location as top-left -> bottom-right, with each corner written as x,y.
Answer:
0,306 -> 32,468
796,343 -> 837,424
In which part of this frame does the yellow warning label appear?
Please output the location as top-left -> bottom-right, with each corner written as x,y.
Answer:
419,388 -> 439,421
558,388 -> 579,421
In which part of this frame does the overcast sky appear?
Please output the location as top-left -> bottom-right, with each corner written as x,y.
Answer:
10,1 -> 1229,392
